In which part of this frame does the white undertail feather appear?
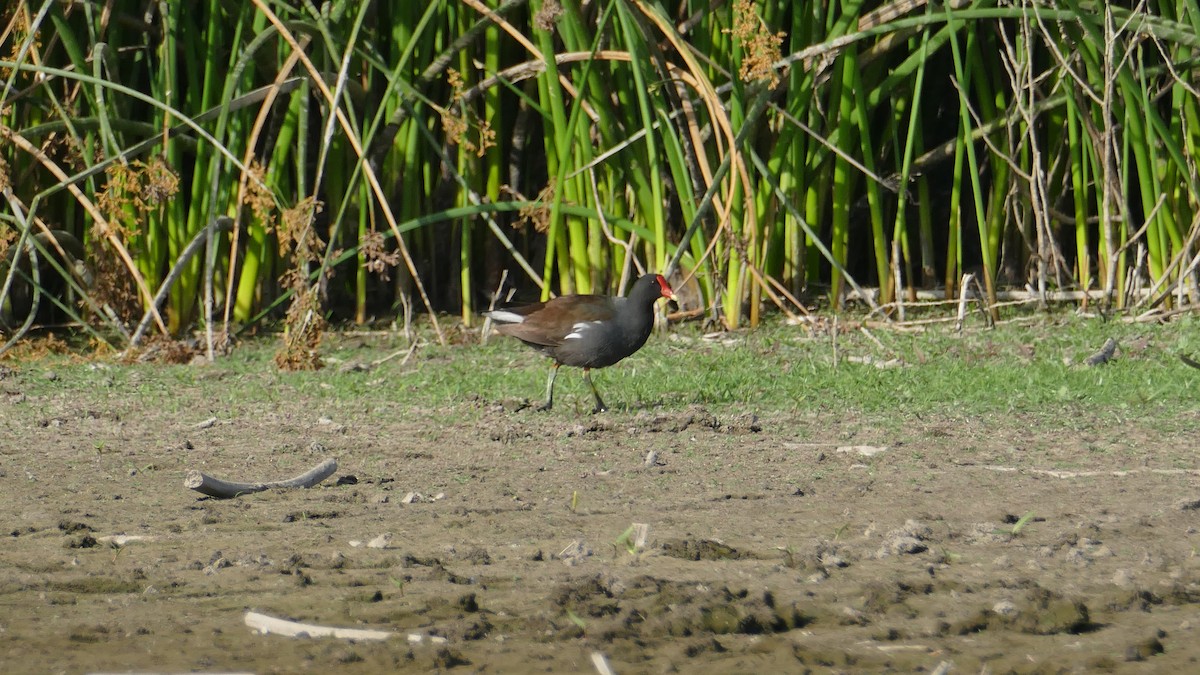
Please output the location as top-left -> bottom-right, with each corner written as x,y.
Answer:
485,310 -> 526,324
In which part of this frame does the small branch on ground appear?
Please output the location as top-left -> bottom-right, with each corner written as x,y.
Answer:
591,651 -> 616,675
184,458 -> 337,499
244,610 -> 393,641
1085,338 -> 1118,366
373,340 -> 419,368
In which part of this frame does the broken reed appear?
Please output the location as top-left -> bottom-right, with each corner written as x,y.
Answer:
2,1 -> 1200,348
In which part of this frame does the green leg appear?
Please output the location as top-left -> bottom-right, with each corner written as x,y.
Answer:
537,363 -> 559,411
584,368 -> 607,413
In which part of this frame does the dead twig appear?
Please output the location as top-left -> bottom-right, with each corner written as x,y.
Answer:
184,458 -> 337,499
244,610 -> 393,641
372,340 -> 419,368
1084,338 -> 1118,366
129,216 -> 234,349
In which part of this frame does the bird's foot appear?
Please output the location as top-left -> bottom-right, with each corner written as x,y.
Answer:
536,401 -> 554,412
590,403 -> 608,414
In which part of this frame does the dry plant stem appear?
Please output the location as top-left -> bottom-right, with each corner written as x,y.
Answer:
243,610 -> 393,641
415,127 -> 542,290
223,42 -> 311,336
1100,6 -> 1120,308
21,79 -> 303,193
457,41 -> 743,285
747,148 -> 878,314
250,0 -> 444,345
858,325 -> 895,359
776,0 -> 961,74
398,290 -> 413,343
863,288 -> 1164,306
480,269 -> 510,346
372,340 -> 419,368
955,273 -> 975,333
635,0 -> 744,225
586,166 -> 636,294
0,126 -> 166,336
129,217 -> 234,348
204,213 -> 219,361
0,194 -> 39,356
1000,16 -> 1054,303
591,652 -> 616,675
458,0 -> 590,107
0,190 -> 33,297
831,315 -> 839,369
0,197 -> 96,354
1133,304 -> 1195,322
457,50 -> 626,112
1139,206 -> 1200,309
184,458 -> 337,499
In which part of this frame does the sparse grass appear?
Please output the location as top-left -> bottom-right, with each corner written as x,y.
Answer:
613,524 -> 643,556
996,512 -> 1039,539
934,548 -> 963,565
565,609 -> 587,632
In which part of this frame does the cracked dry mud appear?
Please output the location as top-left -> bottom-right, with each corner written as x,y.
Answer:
2,364 -> 1200,674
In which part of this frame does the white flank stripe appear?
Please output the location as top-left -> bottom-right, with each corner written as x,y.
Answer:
486,310 -> 525,324
564,321 -> 597,340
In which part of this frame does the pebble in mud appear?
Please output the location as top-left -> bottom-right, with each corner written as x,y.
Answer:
992,600 -> 1017,616
876,520 -> 931,558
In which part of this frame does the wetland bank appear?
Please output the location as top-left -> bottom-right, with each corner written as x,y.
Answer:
2,320 -> 1200,673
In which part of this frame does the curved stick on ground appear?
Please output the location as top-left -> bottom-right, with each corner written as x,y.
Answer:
1085,337 -> 1118,366
184,458 -> 337,499
244,610 -> 393,641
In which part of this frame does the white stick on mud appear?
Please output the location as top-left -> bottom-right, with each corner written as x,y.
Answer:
590,651 -> 616,675
244,611 -> 393,641
87,667 -> 253,672
184,458 -> 338,499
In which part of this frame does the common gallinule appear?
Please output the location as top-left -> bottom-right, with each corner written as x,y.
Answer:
484,274 -> 676,412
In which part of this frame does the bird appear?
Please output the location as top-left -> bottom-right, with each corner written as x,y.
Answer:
483,274 -> 677,413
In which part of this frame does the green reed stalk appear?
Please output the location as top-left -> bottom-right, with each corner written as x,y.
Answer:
480,16 -> 504,318
892,23 -> 932,299
171,1 -> 229,332
454,3 -> 475,324
829,50 -> 856,306
529,2 -> 574,296
945,10 -> 994,311
614,2 -> 668,279
1065,95 -> 1092,298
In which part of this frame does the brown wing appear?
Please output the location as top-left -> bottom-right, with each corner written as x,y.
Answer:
492,294 -> 619,347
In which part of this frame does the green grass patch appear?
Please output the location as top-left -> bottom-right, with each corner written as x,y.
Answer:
7,312 -> 1200,426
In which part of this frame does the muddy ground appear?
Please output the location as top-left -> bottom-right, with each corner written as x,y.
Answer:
2,349 -> 1200,674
